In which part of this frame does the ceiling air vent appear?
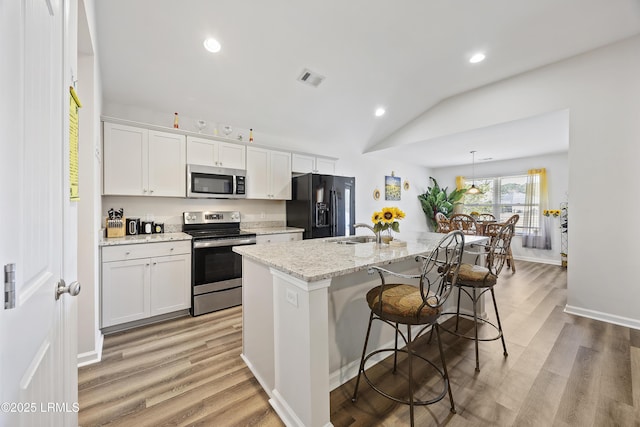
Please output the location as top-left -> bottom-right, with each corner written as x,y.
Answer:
297,68 -> 325,88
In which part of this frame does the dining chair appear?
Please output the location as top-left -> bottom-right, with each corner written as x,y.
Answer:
503,214 -> 519,272
477,213 -> 496,222
449,213 -> 479,235
440,223 -> 514,372
435,212 -> 452,233
351,231 -> 465,426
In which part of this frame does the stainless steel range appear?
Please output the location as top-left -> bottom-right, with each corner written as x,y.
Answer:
183,211 -> 256,316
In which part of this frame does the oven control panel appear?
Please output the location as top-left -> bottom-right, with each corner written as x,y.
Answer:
183,211 -> 241,225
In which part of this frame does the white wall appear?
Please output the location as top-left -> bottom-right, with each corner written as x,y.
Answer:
334,147 -> 433,239
433,152 -> 568,265
372,35 -> 640,329
76,0 -> 105,366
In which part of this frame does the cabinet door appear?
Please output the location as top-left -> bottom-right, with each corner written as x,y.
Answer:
246,147 -> 270,199
102,259 -> 150,327
186,136 -> 216,167
217,141 -> 246,169
270,150 -> 292,200
150,254 -> 191,316
103,123 -> 148,195
148,131 -> 186,197
315,158 -> 336,175
291,153 -> 315,173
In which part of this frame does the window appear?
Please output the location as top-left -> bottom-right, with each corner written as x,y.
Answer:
462,174 -> 538,234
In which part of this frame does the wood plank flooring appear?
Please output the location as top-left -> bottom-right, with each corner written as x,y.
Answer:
79,261 -> 640,426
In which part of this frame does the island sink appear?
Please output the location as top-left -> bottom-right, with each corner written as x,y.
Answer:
332,236 -> 377,244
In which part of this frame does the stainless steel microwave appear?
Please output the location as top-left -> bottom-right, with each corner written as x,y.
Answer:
186,164 -> 246,199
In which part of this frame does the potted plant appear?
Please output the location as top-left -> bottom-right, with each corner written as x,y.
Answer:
418,177 -> 466,231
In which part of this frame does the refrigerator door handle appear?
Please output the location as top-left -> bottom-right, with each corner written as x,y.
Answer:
331,189 -> 338,236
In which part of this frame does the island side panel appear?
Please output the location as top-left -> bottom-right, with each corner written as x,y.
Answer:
270,269 -> 332,427
241,257 -> 275,396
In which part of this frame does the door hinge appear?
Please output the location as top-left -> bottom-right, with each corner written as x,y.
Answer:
4,263 -> 16,310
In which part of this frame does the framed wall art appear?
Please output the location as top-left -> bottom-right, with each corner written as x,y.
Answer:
385,175 -> 401,201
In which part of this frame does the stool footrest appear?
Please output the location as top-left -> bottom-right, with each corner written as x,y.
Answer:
439,312 -> 504,342
360,348 -> 450,406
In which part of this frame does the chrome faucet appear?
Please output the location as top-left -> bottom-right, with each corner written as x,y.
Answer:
354,223 -> 381,244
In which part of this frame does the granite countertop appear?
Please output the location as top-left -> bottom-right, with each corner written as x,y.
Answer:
99,232 -> 192,246
233,232 -> 488,282
241,226 -> 305,235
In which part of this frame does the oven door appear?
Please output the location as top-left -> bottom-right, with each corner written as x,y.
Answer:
192,236 -> 256,291
191,236 -> 256,316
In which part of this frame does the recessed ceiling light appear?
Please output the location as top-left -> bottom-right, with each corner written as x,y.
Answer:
375,107 -> 386,117
203,38 -> 221,53
469,52 -> 486,64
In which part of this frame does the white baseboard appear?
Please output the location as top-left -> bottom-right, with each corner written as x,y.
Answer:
513,255 -> 561,266
240,353 -> 274,399
564,304 -> 640,330
77,332 -> 104,367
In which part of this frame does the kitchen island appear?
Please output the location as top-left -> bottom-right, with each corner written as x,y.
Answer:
233,232 -> 487,427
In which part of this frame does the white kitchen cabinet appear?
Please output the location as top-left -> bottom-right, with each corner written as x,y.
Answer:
101,258 -> 150,327
292,153 -> 336,174
103,122 -> 186,197
246,147 -> 292,200
101,241 -> 191,328
256,232 -> 303,244
186,136 -> 246,170
315,157 -> 336,174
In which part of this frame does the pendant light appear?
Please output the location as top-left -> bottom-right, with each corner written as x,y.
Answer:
467,150 -> 482,195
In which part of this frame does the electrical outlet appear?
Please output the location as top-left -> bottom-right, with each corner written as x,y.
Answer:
286,289 -> 298,307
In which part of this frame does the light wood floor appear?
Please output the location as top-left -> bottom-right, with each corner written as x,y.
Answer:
79,261 -> 640,426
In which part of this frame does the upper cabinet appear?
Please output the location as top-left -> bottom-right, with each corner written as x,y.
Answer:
246,147 -> 292,200
292,153 -> 336,175
186,136 -> 246,170
103,122 -> 186,197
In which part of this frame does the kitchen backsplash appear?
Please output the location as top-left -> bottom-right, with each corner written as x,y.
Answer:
102,196 -> 286,233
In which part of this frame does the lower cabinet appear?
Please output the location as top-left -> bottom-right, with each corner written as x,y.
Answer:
101,241 -> 191,328
256,232 -> 303,244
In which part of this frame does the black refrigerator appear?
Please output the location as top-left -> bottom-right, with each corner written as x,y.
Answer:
286,173 -> 356,239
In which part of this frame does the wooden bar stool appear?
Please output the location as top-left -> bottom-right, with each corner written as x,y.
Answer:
351,231 -> 465,426
441,223 -> 514,372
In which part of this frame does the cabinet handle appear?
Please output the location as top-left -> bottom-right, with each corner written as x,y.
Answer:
170,248 -> 174,251
143,189 -> 147,193
153,262 -> 157,265
150,189 -> 154,194
125,251 -> 131,255
146,263 -> 150,266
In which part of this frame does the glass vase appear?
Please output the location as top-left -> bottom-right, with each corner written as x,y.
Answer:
381,228 -> 394,244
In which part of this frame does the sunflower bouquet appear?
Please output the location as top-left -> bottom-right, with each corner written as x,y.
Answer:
371,207 -> 406,234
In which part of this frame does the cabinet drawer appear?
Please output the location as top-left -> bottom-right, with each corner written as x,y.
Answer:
102,241 -> 191,262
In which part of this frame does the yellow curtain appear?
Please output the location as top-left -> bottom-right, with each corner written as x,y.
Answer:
522,168 -> 551,249
455,175 -> 466,190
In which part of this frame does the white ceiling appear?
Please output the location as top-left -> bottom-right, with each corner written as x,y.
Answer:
94,0 -> 640,166
380,109 -> 570,168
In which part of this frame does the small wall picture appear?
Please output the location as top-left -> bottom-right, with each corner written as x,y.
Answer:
385,175 -> 401,201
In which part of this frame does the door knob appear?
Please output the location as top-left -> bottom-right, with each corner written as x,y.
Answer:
55,279 -> 81,300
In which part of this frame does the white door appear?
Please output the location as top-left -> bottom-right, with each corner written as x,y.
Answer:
1,0 -> 79,425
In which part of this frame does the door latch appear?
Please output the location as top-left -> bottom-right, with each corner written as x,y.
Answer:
4,263 -> 16,310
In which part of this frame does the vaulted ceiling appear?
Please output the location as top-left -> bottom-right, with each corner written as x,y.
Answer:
95,0 -> 640,165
